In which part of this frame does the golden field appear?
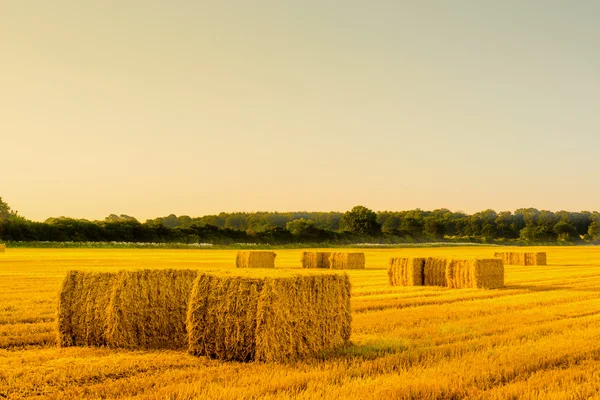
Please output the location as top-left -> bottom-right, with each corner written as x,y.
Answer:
2,246 -> 600,399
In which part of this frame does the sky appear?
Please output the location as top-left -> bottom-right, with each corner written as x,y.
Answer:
2,1 -> 600,222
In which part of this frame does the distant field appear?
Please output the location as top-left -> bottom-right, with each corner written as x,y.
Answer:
2,247 -> 600,399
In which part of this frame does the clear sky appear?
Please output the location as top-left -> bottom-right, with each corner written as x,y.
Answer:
2,1 -> 599,222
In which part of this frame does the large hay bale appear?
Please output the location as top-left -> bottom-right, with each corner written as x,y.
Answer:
57,269 -> 197,350
329,252 -> 365,270
236,251 -> 277,268
0,244 -> 5,253
56,271 -> 116,347
423,257 -> 448,286
187,274 -> 263,361
471,259 -> 504,289
301,251 -> 332,268
105,269 -> 198,350
187,271 -> 352,362
446,259 -> 473,289
387,257 -> 425,286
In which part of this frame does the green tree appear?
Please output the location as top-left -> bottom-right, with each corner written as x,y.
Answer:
341,206 -> 381,236
588,222 -> 600,240
286,218 -> 315,236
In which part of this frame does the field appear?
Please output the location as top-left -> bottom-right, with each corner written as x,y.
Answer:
2,247 -> 600,399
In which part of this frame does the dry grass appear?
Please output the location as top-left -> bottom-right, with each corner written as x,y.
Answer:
3,247 -> 600,398
236,251 -> 277,268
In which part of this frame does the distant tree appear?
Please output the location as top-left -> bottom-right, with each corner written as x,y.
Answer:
0,197 -> 14,221
423,216 -> 444,239
553,221 -> 579,242
588,222 -> 600,241
341,206 -> 381,236
286,218 -> 315,236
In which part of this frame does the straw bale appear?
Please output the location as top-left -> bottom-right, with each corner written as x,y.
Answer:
236,251 -> 276,268
56,271 -> 116,347
0,244 -> 5,253
524,252 -> 547,266
471,259 -> 504,289
446,259 -> 474,289
329,252 -> 366,270
387,257 -> 425,286
495,252 -> 547,266
105,269 -> 198,350
423,257 -> 448,286
187,271 -> 352,362
187,274 -> 263,361
301,251 -> 331,268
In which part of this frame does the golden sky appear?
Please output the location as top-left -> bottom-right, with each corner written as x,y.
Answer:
2,1 -> 600,221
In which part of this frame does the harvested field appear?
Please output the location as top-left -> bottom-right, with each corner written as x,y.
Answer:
3,246 -> 600,399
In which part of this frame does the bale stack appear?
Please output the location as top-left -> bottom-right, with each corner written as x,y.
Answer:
105,269 -> 198,350
471,259 -> 504,289
494,252 -> 547,266
301,251 -> 332,269
56,271 -> 116,347
423,258 -> 448,286
387,257 -> 425,286
236,251 -> 277,268
57,269 -> 198,350
187,271 -> 352,362
329,252 -> 366,270
0,244 -> 5,253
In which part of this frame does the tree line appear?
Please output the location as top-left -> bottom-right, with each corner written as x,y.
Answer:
1,198 -> 599,245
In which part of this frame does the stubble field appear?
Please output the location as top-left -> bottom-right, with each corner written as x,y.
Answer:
2,246 -> 600,399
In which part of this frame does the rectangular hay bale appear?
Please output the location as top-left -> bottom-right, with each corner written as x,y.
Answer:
0,244 -> 5,253
236,251 -> 276,268
387,257 -> 425,286
471,259 -> 504,289
423,257 -> 448,286
106,269 -> 198,350
446,259 -> 473,289
187,271 -> 352,362
56,269 -> 198,350
329,252 -> 366,270
56,271 -> 116,347
494,251 -> 546,266
301,251 -> 332,268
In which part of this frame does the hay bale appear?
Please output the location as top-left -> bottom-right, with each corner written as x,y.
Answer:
423,257 -> 448,286
387,257 -> 425,286
471,259 -> 504,289
301,251 -> 331,268
56,271 -> 116,347
446,259 -> 473,289
0,244 -> 5,253
105,269 -> 198,350
329,252 -> 365,270
495,252 -> 547,266
187,274 -> 264,361
236,251 -> 276,268
187,271 -> 352,362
